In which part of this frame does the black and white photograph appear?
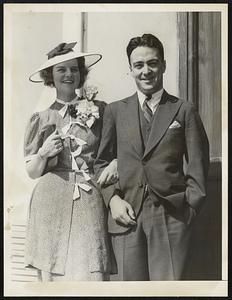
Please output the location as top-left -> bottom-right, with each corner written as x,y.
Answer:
4,3 -> 228,297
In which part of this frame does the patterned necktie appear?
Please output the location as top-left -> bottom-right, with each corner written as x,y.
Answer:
142,95 -> 153,122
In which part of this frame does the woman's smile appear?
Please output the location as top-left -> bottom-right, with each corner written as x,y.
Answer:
62,79 -> 74,84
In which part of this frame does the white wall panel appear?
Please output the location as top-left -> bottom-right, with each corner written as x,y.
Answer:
86,12 -> 179,103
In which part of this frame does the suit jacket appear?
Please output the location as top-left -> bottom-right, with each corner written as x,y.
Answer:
94,90 -> 210,234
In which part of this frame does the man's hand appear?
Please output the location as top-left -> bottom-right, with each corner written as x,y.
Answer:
109,195 -> 137,226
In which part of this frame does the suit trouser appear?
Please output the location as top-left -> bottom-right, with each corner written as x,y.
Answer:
110,196 -> 192,281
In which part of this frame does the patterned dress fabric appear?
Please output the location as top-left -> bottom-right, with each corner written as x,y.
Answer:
24,99 -> 111,281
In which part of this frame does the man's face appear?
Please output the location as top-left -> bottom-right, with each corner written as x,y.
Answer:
129,46 -> 166,95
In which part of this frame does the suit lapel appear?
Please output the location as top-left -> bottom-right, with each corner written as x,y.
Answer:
143,90 -> 183,159
120,93 -> 144,157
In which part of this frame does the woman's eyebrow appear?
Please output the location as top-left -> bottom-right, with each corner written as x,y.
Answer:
54,66 -> 66,69
55,66 -> 79,69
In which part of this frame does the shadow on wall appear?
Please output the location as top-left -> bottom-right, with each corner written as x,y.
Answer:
185,160 -> 222,280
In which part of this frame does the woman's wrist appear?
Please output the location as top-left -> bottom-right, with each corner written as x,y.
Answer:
37,147 -> 48,160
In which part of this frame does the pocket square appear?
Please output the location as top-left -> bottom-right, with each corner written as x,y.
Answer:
169,120 -> 181,129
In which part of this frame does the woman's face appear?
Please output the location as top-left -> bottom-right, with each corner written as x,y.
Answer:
52,59 -> 80,98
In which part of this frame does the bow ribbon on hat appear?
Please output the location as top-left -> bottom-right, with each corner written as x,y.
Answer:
47,42 -> 77,59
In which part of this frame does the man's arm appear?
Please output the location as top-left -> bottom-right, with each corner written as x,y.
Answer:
94,104 -> 118,207
184,103 -> 210,215
94,104 -> 136,226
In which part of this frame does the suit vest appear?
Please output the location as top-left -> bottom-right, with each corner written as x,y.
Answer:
138,100 -> 161,207
138,100 -> 156,151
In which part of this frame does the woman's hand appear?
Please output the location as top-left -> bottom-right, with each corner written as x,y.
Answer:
97,159 -> 118,187
26,129 -> 63,179
39,129 -> 63,159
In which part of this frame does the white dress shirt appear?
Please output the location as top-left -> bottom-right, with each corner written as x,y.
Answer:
137,88 -> 164,114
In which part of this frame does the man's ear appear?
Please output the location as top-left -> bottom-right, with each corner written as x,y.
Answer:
129,64 -> 135,78
162,60 -> 166,73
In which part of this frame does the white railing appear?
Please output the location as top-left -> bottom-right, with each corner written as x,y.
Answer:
10,224 -> 38,282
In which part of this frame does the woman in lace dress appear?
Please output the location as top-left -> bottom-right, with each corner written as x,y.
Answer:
24,42 -> 117,281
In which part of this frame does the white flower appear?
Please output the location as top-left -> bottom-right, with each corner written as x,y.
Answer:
75,99 -> 99,128
83,85 -> 98,101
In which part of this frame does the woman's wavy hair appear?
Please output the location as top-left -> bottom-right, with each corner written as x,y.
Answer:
39,57 -> 88,88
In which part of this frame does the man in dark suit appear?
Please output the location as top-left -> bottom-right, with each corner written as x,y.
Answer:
94,33 -> 209,280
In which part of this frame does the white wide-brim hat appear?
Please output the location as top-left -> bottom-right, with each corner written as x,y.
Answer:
29,42 -> 102,83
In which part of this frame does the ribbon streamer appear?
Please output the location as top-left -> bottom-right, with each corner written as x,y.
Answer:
71,118 -> 87,128
61,119 -> 72,135
58,105 -> 69,119
81,170 -> 91,181
73,182 -> 92,200
72,147 -> 82,157
69,135 -> 87,146
71,154 -> 80,171
86,116 -> 95,128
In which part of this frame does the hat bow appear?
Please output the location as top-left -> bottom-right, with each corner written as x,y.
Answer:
47,42 -> 77,59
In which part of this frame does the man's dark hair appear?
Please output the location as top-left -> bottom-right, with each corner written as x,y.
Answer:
39,57 -> 88,88
126,33 -> 164,64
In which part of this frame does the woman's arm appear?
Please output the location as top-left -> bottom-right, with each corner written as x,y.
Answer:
26,148 -> 48,179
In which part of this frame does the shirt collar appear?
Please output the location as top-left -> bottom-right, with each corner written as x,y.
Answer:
137,88 -> 164,112
56,96 -> 80,119
55,95 -> 79,106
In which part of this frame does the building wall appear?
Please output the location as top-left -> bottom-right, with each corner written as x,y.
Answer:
5,12 -> 64,223
86,12 -> 179,102
5,12 -> 83,222
176,12 -> 222,279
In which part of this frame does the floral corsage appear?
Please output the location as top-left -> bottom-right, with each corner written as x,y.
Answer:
73,85 -> 100,128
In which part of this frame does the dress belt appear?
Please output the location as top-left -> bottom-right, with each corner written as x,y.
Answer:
51,168 -> 94,175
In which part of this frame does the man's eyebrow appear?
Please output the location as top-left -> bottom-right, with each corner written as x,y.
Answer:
132,60 -> 144,64
147,58 -> 159,62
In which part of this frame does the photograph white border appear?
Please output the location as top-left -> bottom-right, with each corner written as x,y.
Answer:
4,3 -> 228,297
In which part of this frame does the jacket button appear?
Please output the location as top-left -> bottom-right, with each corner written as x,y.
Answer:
142,161 -> 146,166
138,182 -> 143,188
